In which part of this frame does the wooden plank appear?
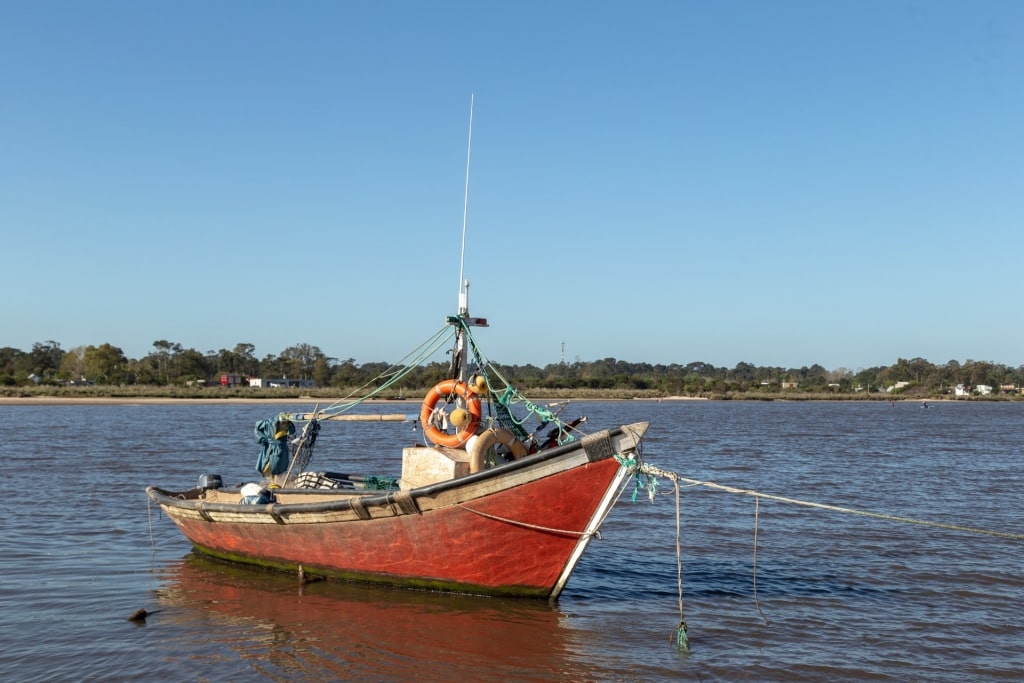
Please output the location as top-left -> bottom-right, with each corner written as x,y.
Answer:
287,412 -> 418,422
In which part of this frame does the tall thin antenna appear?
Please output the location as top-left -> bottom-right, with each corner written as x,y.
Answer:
458,94 -> 474,314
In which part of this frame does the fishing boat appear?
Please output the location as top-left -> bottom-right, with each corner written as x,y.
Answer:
146,296 -> 648,598
147,103 -> 649,599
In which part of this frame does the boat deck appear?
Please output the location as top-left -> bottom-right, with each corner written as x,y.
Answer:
196,487 -> 367,506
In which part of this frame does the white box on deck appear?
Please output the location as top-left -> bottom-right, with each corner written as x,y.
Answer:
399,446 -> 470,490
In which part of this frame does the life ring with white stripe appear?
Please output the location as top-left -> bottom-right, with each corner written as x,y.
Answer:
470,428 -> 527,473
420,379 -> 482,448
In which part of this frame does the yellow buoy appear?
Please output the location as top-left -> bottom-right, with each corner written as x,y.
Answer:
450,408 -> 470,427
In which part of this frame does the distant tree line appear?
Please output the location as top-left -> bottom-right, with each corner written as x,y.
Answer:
1,340 -> 1021,397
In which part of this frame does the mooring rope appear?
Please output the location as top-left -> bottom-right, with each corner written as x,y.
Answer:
616,455 -> 689,651
147,497 -> 156,553
667,473 -> 689,650
636,463 -> 1024,541
752,496 -> 769,626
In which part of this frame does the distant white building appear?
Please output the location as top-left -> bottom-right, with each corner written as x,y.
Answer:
954,384 -> 992,396
249,377 -> 315,389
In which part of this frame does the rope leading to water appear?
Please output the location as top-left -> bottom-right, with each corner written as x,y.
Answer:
667,473 -> 689,651
752,496 -> 769,626
617,455 -> 689,652
618,456 -> 1024,653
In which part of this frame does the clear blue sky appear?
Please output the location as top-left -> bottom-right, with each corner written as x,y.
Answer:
3,1 -> 1021,371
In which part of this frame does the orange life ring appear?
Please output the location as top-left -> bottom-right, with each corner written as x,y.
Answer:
469,428 -> 527,473
420,379 -> 482,448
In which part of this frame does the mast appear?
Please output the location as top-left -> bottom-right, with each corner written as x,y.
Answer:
453,94 -> 487,383
458,94 -> 473,318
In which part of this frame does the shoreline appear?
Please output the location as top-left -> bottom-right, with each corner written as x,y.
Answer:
0,396 -> 707,406
0,395 -> 967,407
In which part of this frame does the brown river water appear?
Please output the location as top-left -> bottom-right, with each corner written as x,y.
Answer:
1,400 -> 1021,681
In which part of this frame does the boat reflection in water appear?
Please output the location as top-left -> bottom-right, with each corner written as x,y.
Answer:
156,553 -> 611,682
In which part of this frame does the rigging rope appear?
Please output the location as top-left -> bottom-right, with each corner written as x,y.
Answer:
457,319 -> 578,444
290,325 -> 455,422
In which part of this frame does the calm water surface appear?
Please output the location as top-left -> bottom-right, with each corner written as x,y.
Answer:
1,400 -> 1022,681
